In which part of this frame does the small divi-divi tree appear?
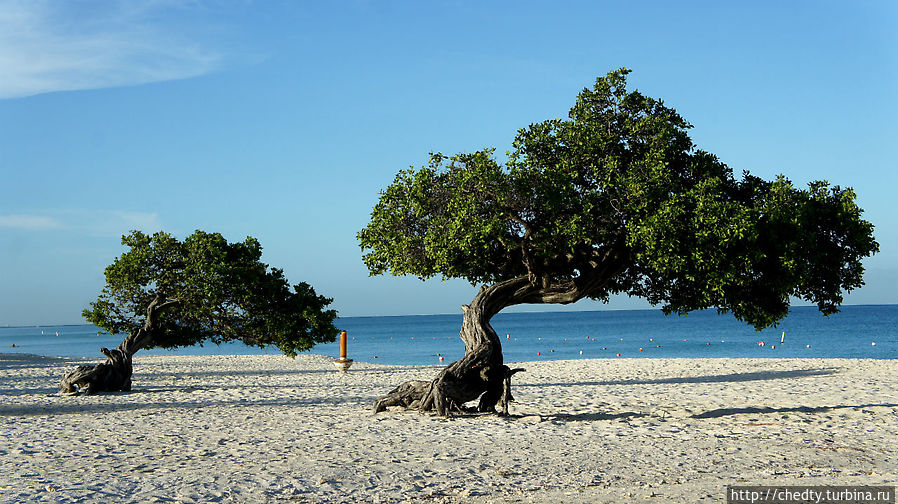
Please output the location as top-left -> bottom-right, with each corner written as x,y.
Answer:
61,230 -> 338,394
359,69 -> 879,417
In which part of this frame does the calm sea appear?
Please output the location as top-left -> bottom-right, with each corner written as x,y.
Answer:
1,305 -> 895,365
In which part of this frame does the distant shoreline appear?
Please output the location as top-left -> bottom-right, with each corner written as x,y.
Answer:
6,302 -> 896,329
2,304 -> 896,362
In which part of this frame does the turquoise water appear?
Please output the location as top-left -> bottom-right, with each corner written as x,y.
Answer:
1,305 -> 895,365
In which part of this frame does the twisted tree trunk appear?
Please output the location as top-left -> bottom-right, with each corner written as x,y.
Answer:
60,296 -> 175,394
374,247 -> 626,417
374,278 -> 528,416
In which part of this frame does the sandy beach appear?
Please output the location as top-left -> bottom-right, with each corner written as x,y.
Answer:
1,353 -> 895,503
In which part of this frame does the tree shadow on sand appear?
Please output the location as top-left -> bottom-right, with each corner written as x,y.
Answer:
542,411 -> 649,422
532,403 -> 898,423
691,403 -> 898,419
516,367 -> 841,388
0,393 -> 366,417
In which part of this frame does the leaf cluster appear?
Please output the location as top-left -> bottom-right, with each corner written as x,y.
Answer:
83,230 -> 338,356
358,69 -> 879,329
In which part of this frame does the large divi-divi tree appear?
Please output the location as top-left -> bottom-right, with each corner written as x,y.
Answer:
61,230 -> 338,394
359,69 -> 879,416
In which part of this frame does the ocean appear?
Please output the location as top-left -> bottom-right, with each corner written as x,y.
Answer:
1,305 -> 895,365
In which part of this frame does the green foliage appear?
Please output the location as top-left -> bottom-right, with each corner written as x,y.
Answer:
358,68 -> 879,329
83,230 -> 338,356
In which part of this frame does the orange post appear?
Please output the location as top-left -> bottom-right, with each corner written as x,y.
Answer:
340,331 -> 348,360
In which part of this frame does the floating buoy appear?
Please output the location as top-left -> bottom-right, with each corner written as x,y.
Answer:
706,342 -> 711,346
656,345 -> 661,348
537,352 -> 541,356
649,338 -> 654,342
806,344 -> 811,348
616,353 -> 621,357
771,345 -> 776,349
872,342 -> 876,346
602,347 -> 607,350
551,349 -> 555,352
439,356 -> 444,362
639,348 -> 643,352
579,350 -> 583,355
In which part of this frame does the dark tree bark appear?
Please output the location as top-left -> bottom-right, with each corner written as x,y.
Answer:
373,247 -> 625,416
374,279 -> 526,416
60,296 -> 175,394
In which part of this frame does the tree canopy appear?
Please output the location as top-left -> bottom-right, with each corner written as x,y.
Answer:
359,68 -> 878,330
83,230 -> 338,356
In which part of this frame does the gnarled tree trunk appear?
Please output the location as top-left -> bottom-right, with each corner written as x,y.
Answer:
374,248 -> 626,417
60,296 -> 175,394
374,278 -> 529,416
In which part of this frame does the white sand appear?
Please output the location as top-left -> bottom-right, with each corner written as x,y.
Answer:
1,353 -> 895,503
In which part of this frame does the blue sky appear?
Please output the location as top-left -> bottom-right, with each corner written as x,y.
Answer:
1,0 -> 895,325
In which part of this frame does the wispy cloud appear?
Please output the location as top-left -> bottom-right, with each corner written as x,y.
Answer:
0,0 -> 224,99
0,214 -> 62,230
91,210 -> 163,237
0,209 -> 161,236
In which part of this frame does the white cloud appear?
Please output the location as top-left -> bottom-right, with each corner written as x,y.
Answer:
60,209 -> 163,237
0,214 -> 62,229
97,210 -> 163,236
0,0 -> 224,99
0,209 -> 161,235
